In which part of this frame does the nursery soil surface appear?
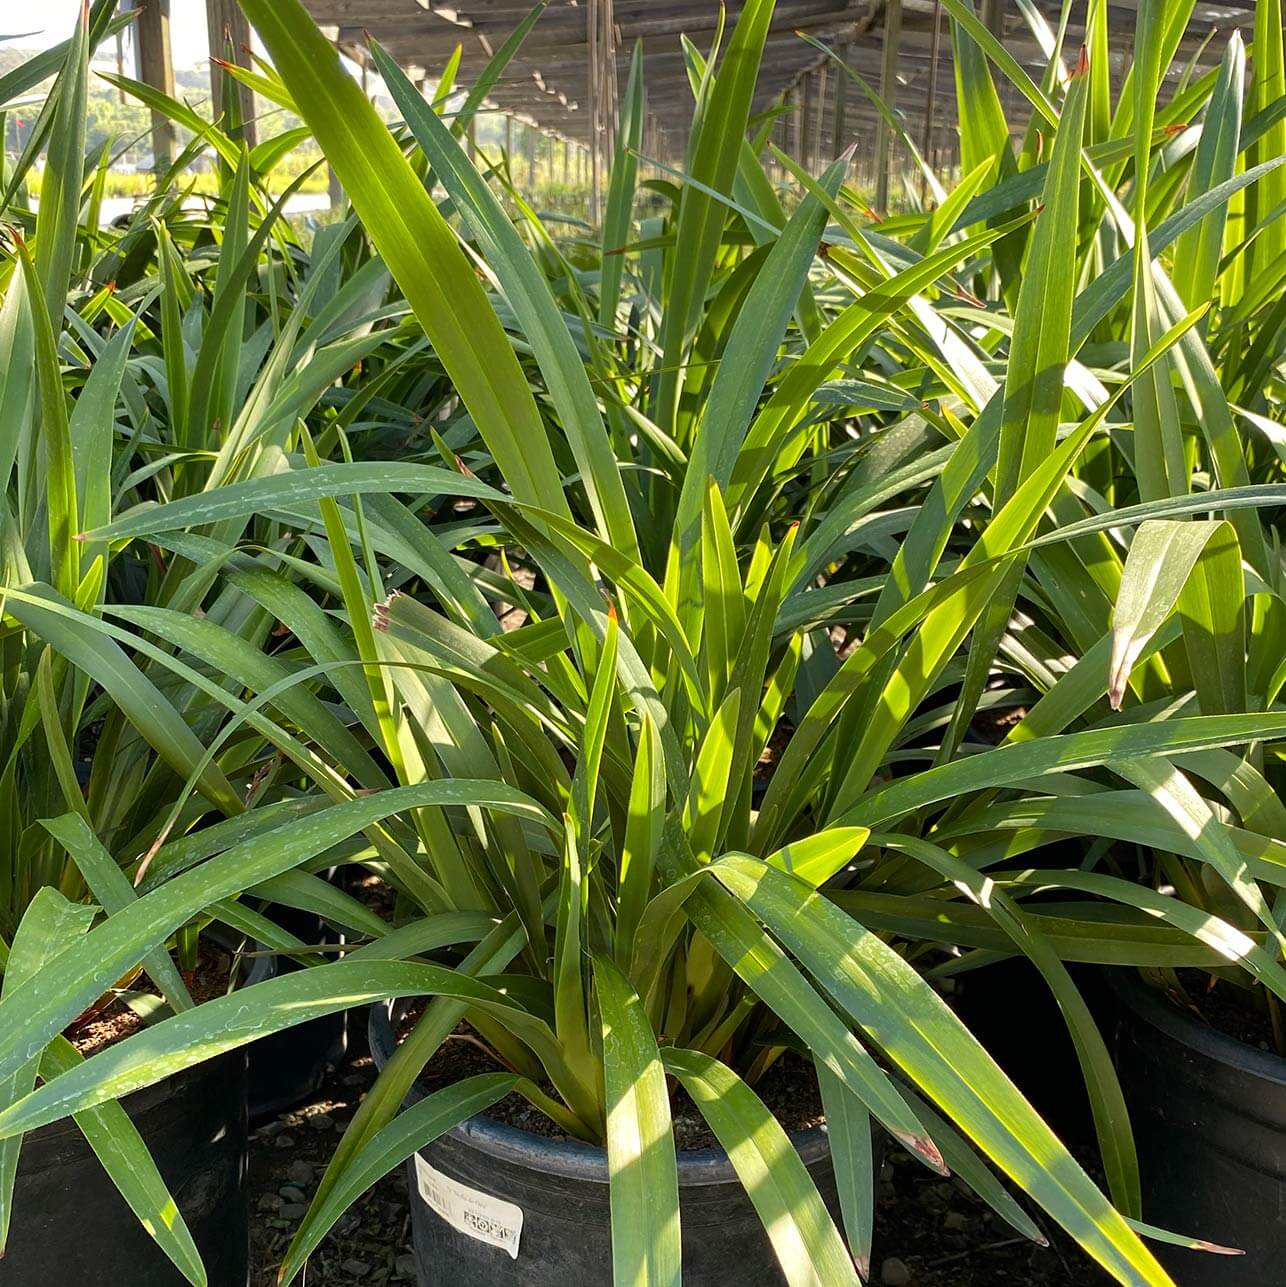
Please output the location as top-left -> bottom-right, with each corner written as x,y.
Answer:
69,943 -> 238,1057
1172,969 -> 1280,1052
400,1012 -> 824,1150
249,1025 -> 1108,1286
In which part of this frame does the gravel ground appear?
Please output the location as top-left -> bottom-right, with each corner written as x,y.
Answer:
249,1031 -> 1108,1287
249,1032 -> 415,1287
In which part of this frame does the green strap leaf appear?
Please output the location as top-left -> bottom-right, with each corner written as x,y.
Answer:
0,960 -> 555,1138
236,0 -> 570,519
0,783 -> 555,1087
711,856 -> 1168,1285
370,36 -> 638,560
595,956 -> 681,1287
278,1073 -> 519,1284
815,1064 -> 875,1279
662,1047 -> 858,1287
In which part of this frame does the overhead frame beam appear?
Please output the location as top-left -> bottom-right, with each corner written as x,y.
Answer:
301,0 -> 1257,184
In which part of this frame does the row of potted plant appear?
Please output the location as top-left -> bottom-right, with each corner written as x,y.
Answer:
0,0 -> 1282,1283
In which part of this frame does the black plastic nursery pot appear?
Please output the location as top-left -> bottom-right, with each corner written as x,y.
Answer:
248,901 -> 348,1122
4,946 -> 271,1286
370,1004 -> 853,1285
1109,968 -> 1286,1285
952,956 -> 1102,1146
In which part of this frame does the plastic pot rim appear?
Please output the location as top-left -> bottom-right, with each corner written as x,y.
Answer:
367,1000 -> 832,1188
1107,966 -> 1286,1088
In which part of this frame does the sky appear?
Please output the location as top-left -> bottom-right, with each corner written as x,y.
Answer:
4,2 -> 231,70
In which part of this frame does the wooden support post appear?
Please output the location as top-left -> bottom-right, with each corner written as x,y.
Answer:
586,0 -> 618,223
920,0 -> 943,205
812,65 -> 827,169
587,0 -> 601,221
205,0 -> 256,146
801,73 -> 815,173
526,125 -> 538,191
833,43 -> 849,159
602,0 -> 618,164
875,0 -> 902,212
134,0 -> 175,175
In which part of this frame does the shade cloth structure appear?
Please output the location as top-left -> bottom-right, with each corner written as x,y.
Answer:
300,0 -> 1259,172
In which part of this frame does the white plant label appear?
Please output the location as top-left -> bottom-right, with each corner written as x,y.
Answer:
413,1154 -> 524,1260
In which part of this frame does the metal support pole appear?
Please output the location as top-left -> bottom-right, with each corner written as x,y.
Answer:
134,0 -> 175,175
981,0 -> 1006,38
875,0 -> 902,212
205,0 -> 256,146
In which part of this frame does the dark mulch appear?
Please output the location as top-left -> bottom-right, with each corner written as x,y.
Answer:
248,1025 -> 1108,1286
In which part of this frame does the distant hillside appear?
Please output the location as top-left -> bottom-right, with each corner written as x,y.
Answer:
3,41 -> 512,172
2,47 -> 315,168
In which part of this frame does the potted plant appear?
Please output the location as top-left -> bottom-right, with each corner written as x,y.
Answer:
933,498 -> 1286,1287
0,10 -> 258,1280
0,7 -> 414,1278
855,0 -> 1285,1274
5,3 -> 1284,1285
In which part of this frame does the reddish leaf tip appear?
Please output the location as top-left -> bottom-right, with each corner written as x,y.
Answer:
1073,44 -> 1090,77
897,1131 -> 948,1175
1195,1240 -> 1245,1256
